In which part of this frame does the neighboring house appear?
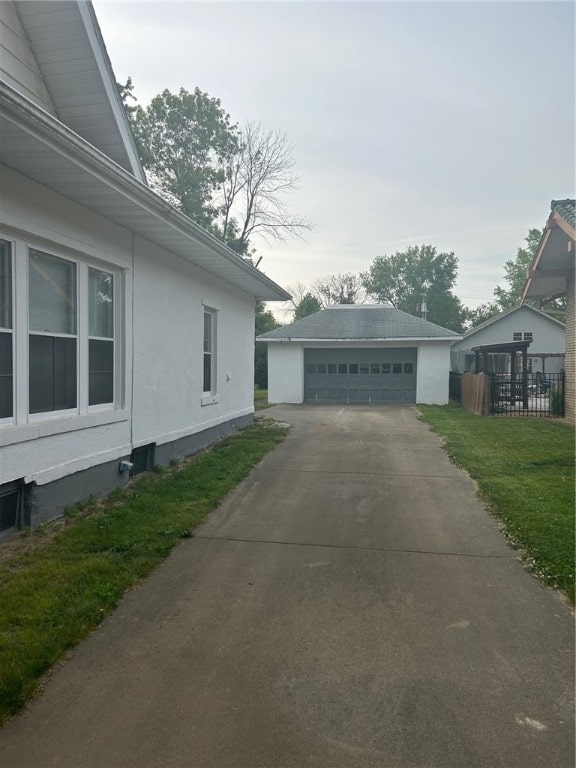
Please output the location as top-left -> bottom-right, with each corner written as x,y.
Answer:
0,1 -> 289,531
522,199 -> 576,420
257,304 -> 461,405
451,305 -> 565,374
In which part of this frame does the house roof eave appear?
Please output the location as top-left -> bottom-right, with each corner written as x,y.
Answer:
0,82 -> 290,301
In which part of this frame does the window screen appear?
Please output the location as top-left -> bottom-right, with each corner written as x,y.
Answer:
0,241 -> 13,418
88,269 -> 114,405
203,310 -> 215,393
89,268 -> 113,338
0,240 -> 11,329
29,250 -> 77,413
29,250 -> 76,334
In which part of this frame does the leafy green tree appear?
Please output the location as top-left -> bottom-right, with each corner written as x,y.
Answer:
312,273 -> 367,307
130,87 -> 239,230
254,302 -> 280,389
493,229 -> 542,310
294,293 -> 322,320
362,245 -> 466,332
491,228 -> 565,321
463,301 -> 501,330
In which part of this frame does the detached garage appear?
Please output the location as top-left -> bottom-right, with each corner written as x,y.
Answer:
257,305 -> 461,405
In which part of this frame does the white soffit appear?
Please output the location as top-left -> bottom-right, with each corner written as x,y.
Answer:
14,0 -> 144,181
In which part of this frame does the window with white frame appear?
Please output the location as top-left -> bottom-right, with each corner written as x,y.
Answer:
0,235 -> 121,425
0,240 -> 13,419
88,267 -> 114,405
203,308 -> 216,395
29,249 -> 78,414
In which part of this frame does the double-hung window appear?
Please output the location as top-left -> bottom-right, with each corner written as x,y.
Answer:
88,268 -> 115,406
203,308 -> 216,396
29,249 -> 77,414
0,240 -> 13,419
0,235 -> 121,429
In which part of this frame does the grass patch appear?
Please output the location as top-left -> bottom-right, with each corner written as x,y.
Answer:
254,388 -> 270,410
0,419 -> 288,724
418,404 -> 575,604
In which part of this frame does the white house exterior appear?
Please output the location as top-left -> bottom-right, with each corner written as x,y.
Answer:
259,305 -> 461,405
451,305 -> 565,374
0,1 -> 288,530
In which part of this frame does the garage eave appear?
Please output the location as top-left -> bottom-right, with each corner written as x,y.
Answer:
257,336 -> 462,343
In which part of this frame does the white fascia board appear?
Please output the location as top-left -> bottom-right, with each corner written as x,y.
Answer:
0,82 -> 290,301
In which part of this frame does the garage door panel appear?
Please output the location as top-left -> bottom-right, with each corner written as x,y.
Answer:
304,348 -> 417,404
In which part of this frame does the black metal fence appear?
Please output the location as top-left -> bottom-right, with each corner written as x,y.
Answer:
488,371 -> 565,417
449,371 -> 462,402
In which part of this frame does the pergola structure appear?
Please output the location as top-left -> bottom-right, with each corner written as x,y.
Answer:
472,340 -> 532,408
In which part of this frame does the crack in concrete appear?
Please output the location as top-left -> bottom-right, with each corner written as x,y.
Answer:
193,534 -> 516,560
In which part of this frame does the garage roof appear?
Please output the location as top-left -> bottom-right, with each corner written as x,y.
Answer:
258,305 -> 461,342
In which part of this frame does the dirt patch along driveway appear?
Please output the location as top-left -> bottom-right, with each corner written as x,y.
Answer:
0,405 -> 573,768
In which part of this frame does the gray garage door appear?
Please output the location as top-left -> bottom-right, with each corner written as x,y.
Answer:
304,348 -> 417,404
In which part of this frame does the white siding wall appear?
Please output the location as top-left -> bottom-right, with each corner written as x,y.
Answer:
267,340 -> 451,405
267,343 -> 304,403
131,236 -> 255,448
416,342 -> 451,404
0,167 -> 256,486
0,1 -> 57,116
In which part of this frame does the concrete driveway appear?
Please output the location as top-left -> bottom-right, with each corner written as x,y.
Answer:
0,405 -> 573,768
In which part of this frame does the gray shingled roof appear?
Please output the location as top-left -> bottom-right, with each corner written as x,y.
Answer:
552,199 -> 576,230
258,305 -> 461,341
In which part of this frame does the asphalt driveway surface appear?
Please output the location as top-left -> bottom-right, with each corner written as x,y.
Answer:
0,405 -> 573,768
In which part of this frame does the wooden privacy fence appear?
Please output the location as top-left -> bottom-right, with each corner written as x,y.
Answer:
461,372 -> 490,415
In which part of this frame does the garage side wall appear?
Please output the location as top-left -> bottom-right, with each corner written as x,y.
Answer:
416,342 -> 451,404
267,344 -> 303,403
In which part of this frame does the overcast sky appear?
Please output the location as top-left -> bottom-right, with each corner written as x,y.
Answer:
94,0 -> 575,311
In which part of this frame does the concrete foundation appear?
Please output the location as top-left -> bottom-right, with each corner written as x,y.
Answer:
20,413 -> 253,528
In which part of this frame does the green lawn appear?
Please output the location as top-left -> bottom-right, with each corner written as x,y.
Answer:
418,404 -> 575,604
254,388 -> 270,410
0,419 -> 288,724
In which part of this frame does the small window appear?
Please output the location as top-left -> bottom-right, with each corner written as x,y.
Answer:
524,332 -> 533,341
513,332 -> 522,341
381,363 -> 391,374
317,363 -> 327,374
130,444 -> 155,477
349,363 -> 359,374
392,363 -> 402,374
306,363 -> 316,374
404,363 -> 414,374
359,363 -> 369,374
0,481 -> 23,531
203,309 -> 216,394
370,363 -> 380,374
328,363 -> 337,374
338,363 -> 347,374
